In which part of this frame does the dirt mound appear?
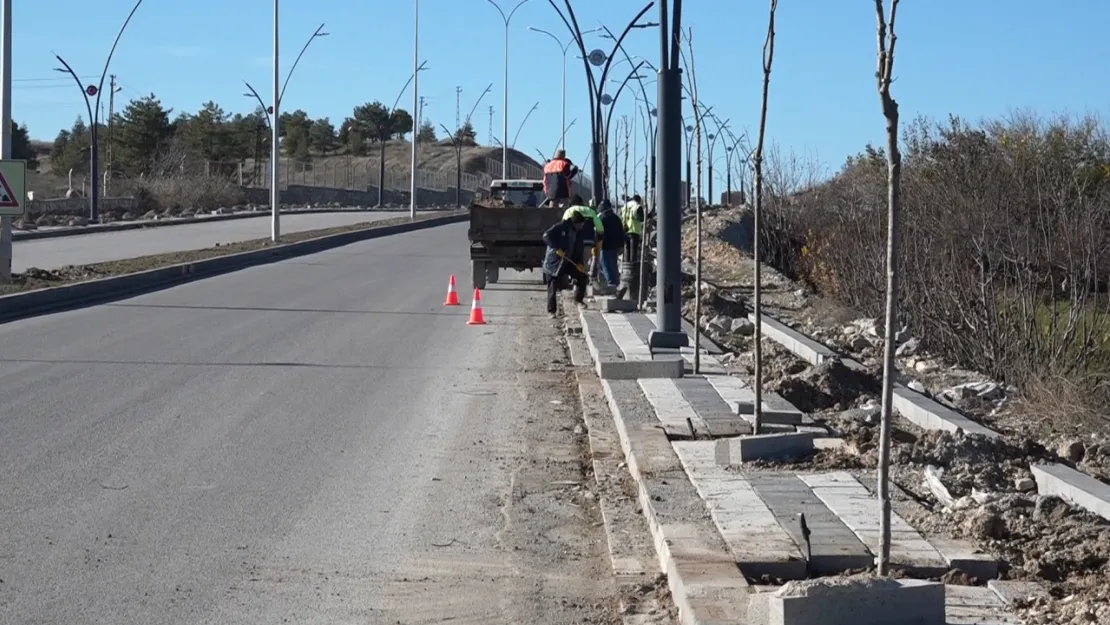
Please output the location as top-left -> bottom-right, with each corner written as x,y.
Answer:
774,357 -> 877,412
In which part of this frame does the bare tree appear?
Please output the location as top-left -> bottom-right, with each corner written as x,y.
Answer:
751,0 -> 778,434
873,0 -> 902,577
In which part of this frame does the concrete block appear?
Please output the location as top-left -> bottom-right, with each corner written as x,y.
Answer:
735,402 -> 805,425
747,577 -> 946,625
603,313 -> 655,361
1030,462 -> 1110,522
987,579 -> 1049,607
600,298 -> 639,312
750,313 -> 837,366
929,537 -> 999,580
892,384 -> 999,437
714,432 -> 815,465
596,358 -> 685,380
945,584 -> 1021,625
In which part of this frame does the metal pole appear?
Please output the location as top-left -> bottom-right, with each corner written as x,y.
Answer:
410,0 -> 419,219
0,0 -> 11,284
560,47 -> 567,151
270,0 -> 281,242
502,21 -> 509,178
648,0 -> 687,348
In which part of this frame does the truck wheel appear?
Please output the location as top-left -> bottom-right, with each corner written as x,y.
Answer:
472,261 -> 487,290
487,265 -> 500,284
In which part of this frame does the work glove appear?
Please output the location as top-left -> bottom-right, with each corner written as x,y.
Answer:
555,249 -> 565,258
576,263 -> 586,273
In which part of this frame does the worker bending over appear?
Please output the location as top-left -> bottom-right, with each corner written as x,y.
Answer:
542,211 -> 589,316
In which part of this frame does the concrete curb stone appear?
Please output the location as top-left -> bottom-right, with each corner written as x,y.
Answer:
0,211 -> 467,324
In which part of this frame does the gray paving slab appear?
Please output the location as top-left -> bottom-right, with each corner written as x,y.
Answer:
674,376 -> 752,437
745,473 -> 874,574
12,210 -> 404,271
798,472 -> 948,576
672,441 -> 807,580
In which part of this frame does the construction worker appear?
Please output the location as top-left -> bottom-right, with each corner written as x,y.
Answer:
542,149 -> 580,204
562,195 -> 604,275
542,211 -> 589,316
596,200 -> 626,292
621,194 -> 645,262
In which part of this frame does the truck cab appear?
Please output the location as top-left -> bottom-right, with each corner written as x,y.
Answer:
487,179 -> 544,206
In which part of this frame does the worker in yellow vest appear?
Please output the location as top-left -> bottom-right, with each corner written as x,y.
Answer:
621,194 -> 645,262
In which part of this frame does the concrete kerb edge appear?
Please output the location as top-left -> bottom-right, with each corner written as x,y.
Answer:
749,300 -> 1110,533
0,212 -> 467,323
11,207 -> 445,241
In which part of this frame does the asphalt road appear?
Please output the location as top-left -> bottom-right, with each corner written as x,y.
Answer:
0,223 -> 618,624
10,211 -> 407,272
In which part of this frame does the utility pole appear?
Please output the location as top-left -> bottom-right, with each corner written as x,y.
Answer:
418,95 -> 426,129
106,74 -> 119,196
488,105 -> 494,145
0,0 -> 12,284
455,85 -> 462,131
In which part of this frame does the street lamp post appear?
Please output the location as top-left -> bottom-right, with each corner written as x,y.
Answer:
53,0 -> 146,224
0,0 -> 11,284
487,0 -> 531,179
242,21 -> 329,241
511,101 -> 539,148
547,0 -> 656,204
722,132 -> 747,205
372,60 -> 427,208
441,84 -> 492,205
410,0 -> 420,220
649,0 -> 687,349
705,115 -> 728,205
528,26 -> 599,153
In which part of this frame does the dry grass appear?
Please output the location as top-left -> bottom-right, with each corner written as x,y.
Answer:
25,140 -> 548,200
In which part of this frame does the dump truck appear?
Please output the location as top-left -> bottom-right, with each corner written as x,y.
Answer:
468,179 -> 565,289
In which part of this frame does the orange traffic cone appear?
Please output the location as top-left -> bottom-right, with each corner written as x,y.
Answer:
444,274 -> 460,306
467,288 -> 487,325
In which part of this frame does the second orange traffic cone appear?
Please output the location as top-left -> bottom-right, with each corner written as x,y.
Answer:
467,288 -> 486,325
444,274 -> 460,306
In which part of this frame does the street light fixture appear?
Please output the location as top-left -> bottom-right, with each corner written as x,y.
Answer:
487,0 -> 532,179
511,101 -> 540,149
528,25 -> 599,152
52,0 -> 146,224
374,60 -> 429,208
546,0 -> 657,202
242,22 -> 328,127
439,84 -> 492,206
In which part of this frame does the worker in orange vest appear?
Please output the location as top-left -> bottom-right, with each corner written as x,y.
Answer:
542,149 -> 580,204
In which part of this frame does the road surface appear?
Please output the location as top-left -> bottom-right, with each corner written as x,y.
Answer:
11,211 -> 408,272
0,223 -> 618,624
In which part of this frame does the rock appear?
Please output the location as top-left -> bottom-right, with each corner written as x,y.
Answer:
1015,477 -> 1037,492
1057,440 -> 1086,463
708,315 -> 731,334
915,360 -> 939,374
895,337 -> 920,357
729,318 -> 755,336
846,333 -> 872,352
908,380 -> 926,393
951,381 -> 1004,401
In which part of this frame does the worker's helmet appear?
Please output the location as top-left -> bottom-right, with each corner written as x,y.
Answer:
554,149 -> 566,160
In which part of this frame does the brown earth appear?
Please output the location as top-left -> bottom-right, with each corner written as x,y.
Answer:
676,207 -> 1110,623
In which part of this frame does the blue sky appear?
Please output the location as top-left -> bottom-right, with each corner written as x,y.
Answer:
12,0 -> 1109,182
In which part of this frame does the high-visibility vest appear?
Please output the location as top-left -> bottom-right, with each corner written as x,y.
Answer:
563,205 -> 604,235
622,202 -> 643,235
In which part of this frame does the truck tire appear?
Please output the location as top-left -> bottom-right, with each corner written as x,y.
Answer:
487,265 -> 500,284
472,261 -> 487,290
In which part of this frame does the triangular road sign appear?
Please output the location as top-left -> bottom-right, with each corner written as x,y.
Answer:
0,170 -> 18,208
